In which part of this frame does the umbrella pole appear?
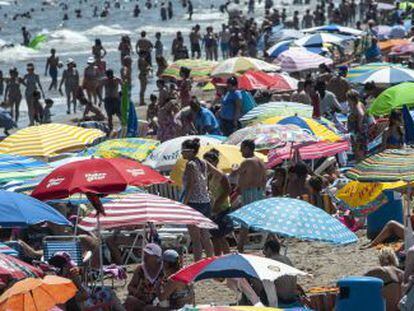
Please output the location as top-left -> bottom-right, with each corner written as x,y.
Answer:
405,183 -> 414,252
73,196 -> 82,237
97,214 -> 104,286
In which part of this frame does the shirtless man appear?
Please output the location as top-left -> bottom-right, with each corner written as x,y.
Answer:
121,55 -> 132,88
83,57 -> 99,106
22,63 -> 45,126
21,27 -> 31,46
189,25 -> 201,59
100,69 -> 122,132
232,139 -> 266,252
5,67 -> 23,123
135,31 -> 153,67
138,51 -> 151,106
45,48 -> 59,91
59,58 -> 79,114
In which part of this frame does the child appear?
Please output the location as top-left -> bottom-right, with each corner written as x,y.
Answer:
32,90 -> 43,124
147,93 -> 158,134
76,87 -> 105,122
42,98 -> 53,124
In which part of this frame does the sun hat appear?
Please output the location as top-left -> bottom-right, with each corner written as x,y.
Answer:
67,58 -> 75,65
143,243 -> 162,257
87,56 -> 95,64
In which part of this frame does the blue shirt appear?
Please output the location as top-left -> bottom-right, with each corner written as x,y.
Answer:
195,107 -> 221,135
220,90 -> 242,121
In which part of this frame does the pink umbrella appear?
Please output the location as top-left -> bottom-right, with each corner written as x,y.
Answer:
266,140 -> 350,168
276,48 -> 333,72
389,43 -> 414,56
237,70 -> 297,91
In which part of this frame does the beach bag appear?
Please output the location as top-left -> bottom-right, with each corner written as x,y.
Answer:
240,90 -> 256,116
400,284 -> 414,311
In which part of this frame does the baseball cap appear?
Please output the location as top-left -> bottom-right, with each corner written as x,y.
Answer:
143,243 -> 162,258
162,249 -> 179,263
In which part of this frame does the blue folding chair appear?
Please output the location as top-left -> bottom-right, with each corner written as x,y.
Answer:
43,236 -> 84,266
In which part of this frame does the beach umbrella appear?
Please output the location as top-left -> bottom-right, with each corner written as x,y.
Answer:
267,28 -> 303,44
170,144 -> 267,186
302,24 -> 363,36
368,82 -> 414,116
373,25 -> 392,40
276,48 -> 333,72
230,197 -> 358,245
237,70 -> 297,91
0,276 -> 76,311
294,33 -> 355,47
266,40 -> 293,58
266,140 -> 350,168
171,253 -> 307,284
379,39 -> 410,52
79,138 -> 159,162
347,62 -> 403,79
211,57 -> 280,77
143,135 -> 222,171
349,67 -> 414,85
0,190 -> 70,227
261,115 -> 341,142
225,124 -> 316,150
0,154 -> 49,172
0,123 -> 105,157
78,192 -> 217,231
161,59 -> 218,82
390,25 -> 407,39
31,158 -> 170,201
389,43 -> 414,56
239,102 -> 313,124
0,243 -> 18,257
0,254 -> 43,284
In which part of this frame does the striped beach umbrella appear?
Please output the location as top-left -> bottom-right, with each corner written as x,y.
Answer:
294,33 -> 355,47
237,70 -> 297,91
276,48 -> 333,72
347,62 -> 403,79
0,243 -> 18,257
349,67 -> 414,85
78,193 -> 217,230
161,59 -> 218,82
302,24 -> 363,36
211,57 -> 280,77
0,124 -> 105,157
0,254 -> 43,284
0,154 -> 49,172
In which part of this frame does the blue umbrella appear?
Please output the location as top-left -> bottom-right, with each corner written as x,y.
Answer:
0,108 -> 17,131
349,67 -> 414,85
0,154 -> 49,172
403,105 -> 414,144
0,190 -> 71,227
303,24 -> 363,36
267,40 -> 292,58
230,197 -> 358,245
295,33 -> 355,47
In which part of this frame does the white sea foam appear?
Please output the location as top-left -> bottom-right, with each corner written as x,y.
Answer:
0,45 -> 39,62
83,24 -> 132,36
135,25 -> 191,35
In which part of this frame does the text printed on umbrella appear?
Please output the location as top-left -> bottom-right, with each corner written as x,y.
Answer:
46,177 -> 65,188
85,173 -> 107,182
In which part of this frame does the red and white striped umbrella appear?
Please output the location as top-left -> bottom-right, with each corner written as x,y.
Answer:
277,48 -> 333,72
78,193 -> 217,230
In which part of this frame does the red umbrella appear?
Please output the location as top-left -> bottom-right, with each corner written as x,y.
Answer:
31,158 -> 170,202
266,140 -> 350,168
237,70 -> 296,91
0,254 -> 43,284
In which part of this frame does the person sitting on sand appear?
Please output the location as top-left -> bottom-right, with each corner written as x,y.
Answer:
365,247 -> 403,311
76,87 -> 105,122
42,98 -> 53,124
286,162 -> 311,199
382,110 -> 405,150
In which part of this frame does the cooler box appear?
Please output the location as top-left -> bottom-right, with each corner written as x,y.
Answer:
335,276 -> 385,311
367,190 -> 403,240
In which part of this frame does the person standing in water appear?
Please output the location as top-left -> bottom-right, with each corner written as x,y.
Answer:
45,48 -> 59,91
83,57 -> 99,106
4,67 -> 22,123
22,63 -> 45,126
100,69 -> 122,133
92,38 -> 107,59
167,1 -> 173,19
136,31 -> 153,67
138,51 -> 151,106
59,58 -> 80,114
188,0 -> 193,20
21,27 -> 31,46
118,35 -> 132,63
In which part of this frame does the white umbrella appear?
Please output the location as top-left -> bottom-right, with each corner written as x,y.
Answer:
277,48 -> 333,72
295,33 -> 355,47
211,57 -> 280,77
350,67 -> 414,85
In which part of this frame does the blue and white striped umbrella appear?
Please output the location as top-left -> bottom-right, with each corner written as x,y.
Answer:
0,154 -> 49,172
349,67 -> 414,85
267,40 -> 292,58
303,24 -> 363,36
295,33 -> 355,47
230,197 -> 358,245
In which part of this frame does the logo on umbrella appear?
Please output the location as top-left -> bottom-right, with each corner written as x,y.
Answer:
46,177 -> 65,188
84,173 -> 107,182
126,168 -> 145,177
267,265 -> 281,272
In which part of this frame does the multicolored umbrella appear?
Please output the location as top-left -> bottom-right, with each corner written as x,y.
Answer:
79,138 -> 159,162
0,243 -> 18,257
237,70 -> 297,91
0,124 -> 105,157
349,67 -> 414,85
225,124 -> 316,150
261,116 -> 341,142
276,48 -> 333,72
294,33 -> 355,47
211,57 -> 280,77
368,82 -> 414,116
240,102 -> 313,124
346,148 -> 414,182
267,40 -> 293,58
143,135 -> 223,172
390,43 -> 414,56
302,24 -> 363,36
347,62 -> 403,79
0,254 -> 43,284
379,39 -> 410,52
171,253 -> 307,283
162,59 -> 218,82
230,198 -> 358,245
266,140 -> 350,168
0,154 -> 49,172
78,193 -> 217,230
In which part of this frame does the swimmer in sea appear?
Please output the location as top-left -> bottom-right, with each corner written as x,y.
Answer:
45,48 -> 59,91
4,67 -> 22,123
21,26 -> 31,46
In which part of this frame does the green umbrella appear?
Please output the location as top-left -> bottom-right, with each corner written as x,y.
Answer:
368,82 -> 414,116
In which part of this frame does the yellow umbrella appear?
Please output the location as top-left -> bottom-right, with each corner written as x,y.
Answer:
170,144 -> 267,187
0,275 -> 77,311
0,123 -> 105,158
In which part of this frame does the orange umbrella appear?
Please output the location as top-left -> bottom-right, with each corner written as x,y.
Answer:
379,39 -> 409,52
0,275 -> 77,311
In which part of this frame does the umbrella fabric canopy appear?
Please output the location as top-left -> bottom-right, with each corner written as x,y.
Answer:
266,40 -> 293,58
390,43 -> 414,56
143,135 -> 223,172
170,144 -> 267,186
0,243 -> 18,256
230,197 -> 358,245
379,39 -> 410,52
349,67 -> 414,85
266,140 -> 350,168
261,116 -> 341,142
78,193 -> 217,230
373,25 -> 392,40
276,48 -> 333,72
0,275 -> 76,311
79,138 -> 159,162
161,59 -> 218,82
390,25 -> 407,39
294,33 -> 355,47
266,28 -> 303,45
0,254 -> 43,284
237,70 -> 296,91
0,123 -> 105,157
0,190 -> 70,227
239,102 -> 313,124
211,57 -> 280,77
225,124 -> 316,150
346,148 -> 414,182
31,158 -> 170,201
171,253 -> 307,284
302,24 -> 363,36
347,62 -> 403,79
368,82 -> 414,116
0,154 -> 49,172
